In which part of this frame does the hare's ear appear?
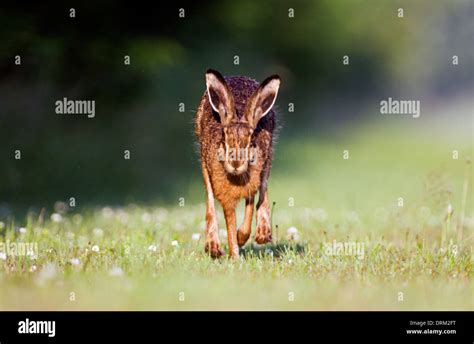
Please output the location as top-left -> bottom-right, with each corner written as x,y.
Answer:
206,69 -> 234,125
247,75 -> 280,128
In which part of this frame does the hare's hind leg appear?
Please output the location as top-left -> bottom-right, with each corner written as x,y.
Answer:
237,196 -> 254,247
254,182 -> 272,245
201,161 -> 224,258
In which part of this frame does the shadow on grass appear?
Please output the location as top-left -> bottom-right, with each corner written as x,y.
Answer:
240,241 -> 307,259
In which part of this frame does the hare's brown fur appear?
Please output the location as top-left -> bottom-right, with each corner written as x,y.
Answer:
195,70 -> 279,258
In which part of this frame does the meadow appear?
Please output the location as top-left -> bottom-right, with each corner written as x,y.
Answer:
0,115 -> 472,310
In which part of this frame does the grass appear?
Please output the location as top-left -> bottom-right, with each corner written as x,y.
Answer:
0,118 -> 472,310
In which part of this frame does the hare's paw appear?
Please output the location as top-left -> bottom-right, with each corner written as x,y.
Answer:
255,205 -> 272,244
204,239 -> 225,258
254,222 -> 272,244
237,227 -> 251,247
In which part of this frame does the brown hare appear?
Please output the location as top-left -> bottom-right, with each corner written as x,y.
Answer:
195,69 -> 280,258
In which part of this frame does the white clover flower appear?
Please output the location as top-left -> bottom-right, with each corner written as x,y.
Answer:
50,214 -> 62,224
70,258 -> 80,266
171,240 -> 179,247
19,227 -> 27,234
91,245 -> 100,253
0,252 -> 7,260
108,266 -> 124,277
148,244 -> 157,252
192,233 -> 201,241
287,227 -> 299,241
287,226 -> 298,235
93,227 -> 104,237
29,265 -> 37,272
51,213 -> 63,223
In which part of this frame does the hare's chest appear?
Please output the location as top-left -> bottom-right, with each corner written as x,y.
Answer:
210,166 -> 261,205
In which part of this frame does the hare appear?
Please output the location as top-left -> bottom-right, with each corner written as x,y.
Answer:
195,69 -> 280,258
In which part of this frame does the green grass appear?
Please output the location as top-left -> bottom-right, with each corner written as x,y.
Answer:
0,119 -> 472,310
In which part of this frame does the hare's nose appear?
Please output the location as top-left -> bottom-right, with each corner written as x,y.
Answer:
231,160 -> 241,169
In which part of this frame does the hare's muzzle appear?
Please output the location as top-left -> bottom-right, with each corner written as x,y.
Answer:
224,158 -> 248,176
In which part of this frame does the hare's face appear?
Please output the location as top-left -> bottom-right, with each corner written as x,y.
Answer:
222,124 -> 254,175
205,69 -> 280,176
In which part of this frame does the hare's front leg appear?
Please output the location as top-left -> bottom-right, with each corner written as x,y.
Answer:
223,205 -> 239,259
237,196 -> 254,247
202,162 -> 224,258
254,186 -> 272,244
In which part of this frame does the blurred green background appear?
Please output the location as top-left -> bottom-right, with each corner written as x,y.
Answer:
0,0 -> 472,211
